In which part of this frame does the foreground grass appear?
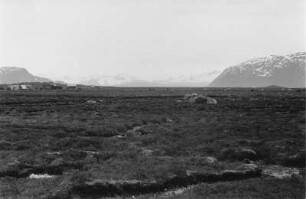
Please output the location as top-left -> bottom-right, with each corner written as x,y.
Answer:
0,88 -> 304,198
168,177 -> 305,199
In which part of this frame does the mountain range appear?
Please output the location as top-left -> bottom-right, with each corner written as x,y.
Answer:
209,52 -> 306,88
0,67 -> 51,84
0,67 -> 218,87
74,72 -> 220,87
0,52 -> 305,87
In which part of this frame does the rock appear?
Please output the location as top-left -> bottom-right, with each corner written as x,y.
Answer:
186,170 -> 196,176
116,135 -> 127,139
205,157 -> 218,164
203,157 -> 218,164
183,93 -> 217,104
86,100 -> 96,104
205,97 -> 218,104
141,149 -> 154,156
165,118 -> 173,123
195,156 -> 218,166
183,93 -> 198,101
193,96 -> 207,103
192,95 -> 217,104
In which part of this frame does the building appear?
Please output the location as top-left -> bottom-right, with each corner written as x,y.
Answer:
8,84 -> 20,91
0,84 -> 9,90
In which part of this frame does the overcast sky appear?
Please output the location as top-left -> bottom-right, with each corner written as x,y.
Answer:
0,0 -> 305,80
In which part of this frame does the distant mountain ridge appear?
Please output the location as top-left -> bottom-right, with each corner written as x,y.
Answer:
4,52 -> 305,88
209,52 -> 306,88
0,67 -> 51,84
74,72 -> 220,87
0,66 -> 219,87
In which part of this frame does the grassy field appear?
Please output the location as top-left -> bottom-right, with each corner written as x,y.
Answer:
0,87 -> 305,199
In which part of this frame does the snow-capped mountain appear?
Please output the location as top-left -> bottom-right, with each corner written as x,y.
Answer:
209,52 -> 306,88
154,71 -> 220,87
70,74 -> 138,86
73,71 -> 220,87
0,67 -> 51,84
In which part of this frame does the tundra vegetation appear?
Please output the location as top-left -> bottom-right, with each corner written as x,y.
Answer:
0,87 -> 304,199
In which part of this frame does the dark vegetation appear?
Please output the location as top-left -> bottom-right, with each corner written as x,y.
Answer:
70,169 -> 261,198
168,177 -> 305,199
0,87 -> 305,198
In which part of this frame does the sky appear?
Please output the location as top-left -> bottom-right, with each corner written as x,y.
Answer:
0,0 -> 305,81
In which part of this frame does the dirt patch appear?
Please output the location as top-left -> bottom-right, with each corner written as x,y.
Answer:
262,165 -> 301,179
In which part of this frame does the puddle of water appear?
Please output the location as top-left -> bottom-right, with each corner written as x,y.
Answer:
29,173 -> 56,179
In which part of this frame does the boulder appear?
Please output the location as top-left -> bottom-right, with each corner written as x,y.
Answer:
203,157 -> 218,164
205,97 -> 218,104
195,156 -> 218,166
193,96 -> 206,103
141,149 -> 154,156
183,93 -> 198,101
183,93 -> 217,104
193,96 -> 217,104
164,118 -> 173,123
86,100 -> 96,104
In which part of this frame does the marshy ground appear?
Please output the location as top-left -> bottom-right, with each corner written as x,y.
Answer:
0,87 -> 305,198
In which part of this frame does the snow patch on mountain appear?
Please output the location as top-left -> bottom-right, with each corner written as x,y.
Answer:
209,52 -> 306,88
225,53 -> 305,78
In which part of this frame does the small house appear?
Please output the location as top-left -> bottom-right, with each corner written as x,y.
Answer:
9,84 -> 20,91
20,85 -> 28,90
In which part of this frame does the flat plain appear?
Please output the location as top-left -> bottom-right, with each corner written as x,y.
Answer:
0,87 -> 305,199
